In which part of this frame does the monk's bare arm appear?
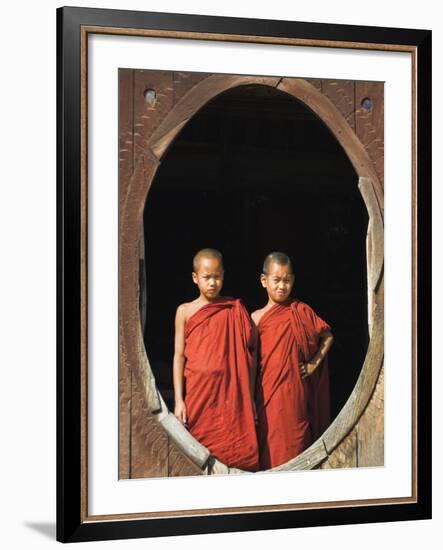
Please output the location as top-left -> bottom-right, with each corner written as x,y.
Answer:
173,305 -> 187,424
300,330 -> 334,379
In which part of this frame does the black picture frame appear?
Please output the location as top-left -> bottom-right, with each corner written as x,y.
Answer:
57,6 -> 432,543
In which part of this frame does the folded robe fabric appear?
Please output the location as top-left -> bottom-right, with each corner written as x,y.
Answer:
256,300 -> 331,469
184,297 -> 259,471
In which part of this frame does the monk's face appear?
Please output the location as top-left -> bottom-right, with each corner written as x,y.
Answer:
261,262 -> 294,304
192,257 -> 224,301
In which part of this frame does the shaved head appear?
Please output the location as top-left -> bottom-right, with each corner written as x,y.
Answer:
193,248 -> 224,272
262,252 -> 293,276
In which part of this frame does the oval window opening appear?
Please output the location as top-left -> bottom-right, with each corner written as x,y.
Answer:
142,84 -> 369,471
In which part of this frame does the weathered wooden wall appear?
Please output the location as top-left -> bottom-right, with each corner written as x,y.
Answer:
319,79 -> 384,469
119,70 -> 384,478
119,69 -> 205,479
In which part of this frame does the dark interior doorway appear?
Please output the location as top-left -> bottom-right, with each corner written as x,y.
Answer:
142,84 -> 369,424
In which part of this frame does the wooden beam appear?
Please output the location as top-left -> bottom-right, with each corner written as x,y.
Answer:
272,438 -> 328,471
357,364 -> 385,467
359,176 -> 384,291
148,74 -> 281,159
160,413 -> 211,469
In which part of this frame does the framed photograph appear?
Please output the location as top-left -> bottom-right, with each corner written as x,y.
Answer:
57,6 -> 431,543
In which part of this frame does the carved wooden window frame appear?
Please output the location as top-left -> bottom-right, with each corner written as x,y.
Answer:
120,74 -> 385,474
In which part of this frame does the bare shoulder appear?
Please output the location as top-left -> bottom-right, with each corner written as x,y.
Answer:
175,301 -> 193,320
175,303 -> 188,324
177,298 -> 204,323
251,307 -> 266,326
175,302 -> 189,314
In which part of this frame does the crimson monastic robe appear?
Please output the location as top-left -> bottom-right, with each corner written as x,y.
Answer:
256,300 -> 331,470
184,297 -> 259,471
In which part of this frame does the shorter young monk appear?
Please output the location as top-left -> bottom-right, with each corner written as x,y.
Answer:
252,252 -> 334,470
173,248 -> 259,472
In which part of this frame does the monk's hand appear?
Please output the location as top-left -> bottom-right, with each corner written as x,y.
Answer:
174,401 -> 187,425
300,361 -> 317,379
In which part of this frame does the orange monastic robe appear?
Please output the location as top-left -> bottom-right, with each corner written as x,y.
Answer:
184,297 -> 259,471
256,300 -> 331,469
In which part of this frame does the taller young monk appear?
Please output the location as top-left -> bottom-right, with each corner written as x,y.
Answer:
252,252 -> 334,470
172,248 -> 259,472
